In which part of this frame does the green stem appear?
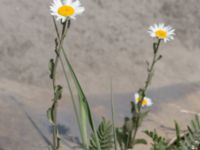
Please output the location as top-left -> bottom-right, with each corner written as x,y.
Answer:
110,78 -> 118,150
52,18 -> 88,149
125,131 -> 132,150
131,39 -> 161,149
53,18 -> 101,150
51,18 -> 68,150
143,39 -> 161,93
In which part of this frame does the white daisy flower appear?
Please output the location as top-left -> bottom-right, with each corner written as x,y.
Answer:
50,0 -> 85,22
134,93 -> 153,107
148,23 -> 175,43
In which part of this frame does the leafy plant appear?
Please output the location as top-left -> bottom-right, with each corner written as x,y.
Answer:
47,20 -> 69,150
172,115 -> 200,150
116,115 -> 148,150
145,115 -> 200,150
116,39 -> 162,150
90,118 -> 113,150
49,15 -> 101,150
144,130 -> 171,150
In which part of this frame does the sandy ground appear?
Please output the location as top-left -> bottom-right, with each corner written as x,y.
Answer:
1,0 -> 200,149
1,78 -> 200,150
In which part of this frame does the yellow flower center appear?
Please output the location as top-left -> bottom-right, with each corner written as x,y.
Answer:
136,98 -> 148,106
155,30 -> 168,39
58,5 -> 75,17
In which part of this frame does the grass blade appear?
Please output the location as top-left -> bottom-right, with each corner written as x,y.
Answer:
61,48 -> 101,150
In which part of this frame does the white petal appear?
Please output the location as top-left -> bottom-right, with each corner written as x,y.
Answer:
61,17 -> 67,23
64,0 -> 73,5
134,93 -> 139,99
75,6 -> 85,14
70,15 -> 76,20
72,0 -> 81,7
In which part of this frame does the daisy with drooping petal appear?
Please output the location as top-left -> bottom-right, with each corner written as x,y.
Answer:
148,23 -> 175,43
134,93 -> 153,107
50,0 -> 85,23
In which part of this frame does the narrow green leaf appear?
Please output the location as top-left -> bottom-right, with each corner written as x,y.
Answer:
156,55 -> 162,61
56,131 -> 61,150
47,107 -> 54,125
54,85 -> 63,101
80,99 -> 89,149
134,138 -> 147,145
195,115 -> 200,129
130,101 -> 136,113
175,121 -> 181,146
49,59 -> 54,79
61,49 -> 101,150
191,119 -> 198,132
116,128 -> 124,149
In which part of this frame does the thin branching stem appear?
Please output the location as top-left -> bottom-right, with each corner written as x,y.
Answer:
52,18 -> 95,150
131,39 -> 161,149
143,39 -> 161,93
51,17 -> 85,149
50,19 -> 68,150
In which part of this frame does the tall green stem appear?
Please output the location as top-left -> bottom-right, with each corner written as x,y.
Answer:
52,20 -> 89,150
110,78 -> 118,150
50,19 -> 68,150
53,18 -> 82,134
52,17 -> 101,150
131,39 -> 161,149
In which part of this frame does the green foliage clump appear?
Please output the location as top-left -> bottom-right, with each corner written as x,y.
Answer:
175,115 -> 200,150
90,118 -> 113,150
144,130 -> 171,150
145,115 -> 200,150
